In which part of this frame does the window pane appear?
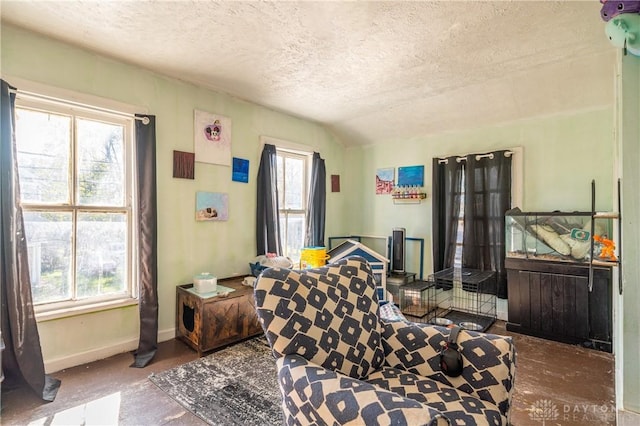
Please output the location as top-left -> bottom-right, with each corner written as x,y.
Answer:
281,213 -> 305,263
76,212 -> 127,298
23,211 -> 72,304
279,215 -> 287,255
77,118 -> 125,206
284,157 -> 304,209
15,108 -> 71,204
276,155 -> 284,208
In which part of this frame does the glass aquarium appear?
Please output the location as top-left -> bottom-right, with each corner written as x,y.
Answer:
505,208 -> 615,264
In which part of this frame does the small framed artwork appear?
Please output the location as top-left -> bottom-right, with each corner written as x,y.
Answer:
232,157 -> 250,183
331,175 -> 340,192
173,150 -> 195,179
196,191 -> 229,221
194,110 -> 232,166
398,165 -> 424,187
376,167 -> 395,194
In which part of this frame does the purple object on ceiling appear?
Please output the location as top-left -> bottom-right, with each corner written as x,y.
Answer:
600,1 -> 640,22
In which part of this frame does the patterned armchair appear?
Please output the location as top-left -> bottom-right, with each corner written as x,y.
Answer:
254,256 -> 516,426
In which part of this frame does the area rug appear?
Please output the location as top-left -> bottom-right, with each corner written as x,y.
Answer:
148,337 -> 283,425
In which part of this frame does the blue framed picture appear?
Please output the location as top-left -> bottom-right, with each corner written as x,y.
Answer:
398,165 -> 424,187
232,157 -> 249,183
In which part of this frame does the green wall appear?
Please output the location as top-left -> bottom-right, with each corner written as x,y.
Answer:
620,53 -> 640,414
1,24 -> 350,369
345,110 -> 616,278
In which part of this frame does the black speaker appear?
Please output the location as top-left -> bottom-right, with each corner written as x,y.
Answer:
391,227 -> 406,273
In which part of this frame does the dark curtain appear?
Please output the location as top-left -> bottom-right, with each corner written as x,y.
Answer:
304,152 -> 326,247
256,144 -> 282,255
462,151 -> 512,299
432,156 -> 464,272
131,114 -> 158,368
0,79 -> 60,400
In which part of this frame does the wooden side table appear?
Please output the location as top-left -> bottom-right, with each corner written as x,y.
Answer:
175,277 -> 263,356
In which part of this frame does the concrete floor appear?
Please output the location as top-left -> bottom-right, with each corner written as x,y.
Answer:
1,321 -> 615,425
1,338 -> 203,426
492,321 -> 616,425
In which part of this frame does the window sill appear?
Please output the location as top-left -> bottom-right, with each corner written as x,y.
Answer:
35,298 -> 139,322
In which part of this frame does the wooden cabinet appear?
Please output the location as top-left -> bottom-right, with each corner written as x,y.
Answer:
176,278 -> 263,356
506,258 -> 612,352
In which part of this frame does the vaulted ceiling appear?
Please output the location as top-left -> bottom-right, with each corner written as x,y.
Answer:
0,1 -> 616,146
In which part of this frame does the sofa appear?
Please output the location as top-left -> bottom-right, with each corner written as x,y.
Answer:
254,256 -> 516,426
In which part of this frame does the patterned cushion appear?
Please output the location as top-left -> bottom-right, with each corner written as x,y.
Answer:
255,256 -> 385,380
366,366 -> 506,425
381,319 -> 516,421
277,355 -> 450,426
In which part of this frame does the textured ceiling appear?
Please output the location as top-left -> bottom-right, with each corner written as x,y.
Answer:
0,1 -> 615,146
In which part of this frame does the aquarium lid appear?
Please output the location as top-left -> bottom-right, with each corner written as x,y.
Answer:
506,207 -> 592,217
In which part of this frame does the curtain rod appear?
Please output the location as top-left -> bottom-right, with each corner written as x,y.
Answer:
8,87 -> 150,125
438,150 -> 513,164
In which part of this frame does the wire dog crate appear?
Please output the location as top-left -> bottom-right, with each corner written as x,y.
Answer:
399,280 -> 435,318
426,267 -> 497,331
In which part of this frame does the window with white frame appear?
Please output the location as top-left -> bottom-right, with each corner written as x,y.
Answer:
276,148 -> 310,263
15,96 -> 136,312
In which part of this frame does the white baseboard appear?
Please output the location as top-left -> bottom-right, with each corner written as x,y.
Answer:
44,327 -> 176,374
496,298 -> 508,321
159,327 -> 176,343
44,338 -> 138,374
618,409 -> 640,425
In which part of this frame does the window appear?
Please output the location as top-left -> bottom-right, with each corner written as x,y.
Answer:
454,168 -> 466,267
456,150 -> 522,266
435,148 -> 522,273
15,96 -> 136,313
276,149 -> 310,262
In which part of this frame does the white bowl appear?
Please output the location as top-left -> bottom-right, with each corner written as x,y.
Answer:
431,317 -> 453,326
459,322 -> 483,331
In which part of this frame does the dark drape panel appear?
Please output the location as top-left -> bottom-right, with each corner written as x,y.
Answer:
462,151 -> 511,299
432,159 -> 446,272
0,80 -> 60,400
304,152 -> 326,247
432,156 -> 464,272
256,144 -> 282,255
131,114 -> 158,368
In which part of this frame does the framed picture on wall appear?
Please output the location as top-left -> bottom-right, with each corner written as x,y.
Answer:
194,110 -> 232,166
232,157 -> 250,183
173,150 -> 195,179
195,191 -> 229,221
331,175 -> 340,192
398,165 -> 424,187
376,168 -> 395,194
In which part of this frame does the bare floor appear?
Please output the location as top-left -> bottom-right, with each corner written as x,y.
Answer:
1,321 -> 615,425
